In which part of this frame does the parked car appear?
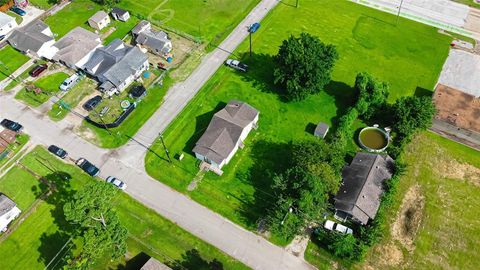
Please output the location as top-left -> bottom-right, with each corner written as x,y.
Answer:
0,119 -> 23,132
47,145 -> 68,159
83,95 -> 102,111
0,35 -> 5,42
59,73 -> 82,91
29,64 -> 48,77
225,59 -> 248,72
323,220 -> 353,235
249,22 -> 260,33
105,176 -> 127,190
10,7 -> 26,16
76,158 -> 100,177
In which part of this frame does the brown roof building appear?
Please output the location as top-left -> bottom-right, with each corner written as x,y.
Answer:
193,101 -> 259,170
334,152 -> 394,225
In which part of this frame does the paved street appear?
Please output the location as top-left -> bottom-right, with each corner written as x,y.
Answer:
0,0 -> 316,269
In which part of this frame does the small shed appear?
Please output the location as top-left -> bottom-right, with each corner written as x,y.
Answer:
314,122 -> 329,138
88,11 -> 110,31
111,7 -> 130,22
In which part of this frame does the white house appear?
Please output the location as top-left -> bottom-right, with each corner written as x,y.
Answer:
111,7 -> 130,22
84,39 -> 149,96
132,20 -> 172,55
0,193 -> 21,233
88,11 -> 111,31
52,27 -> 102,69
7,20 -> 56,59
193,101 -> 259,172
0,12 -> 17,36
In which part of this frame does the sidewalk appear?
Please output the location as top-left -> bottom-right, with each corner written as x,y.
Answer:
0,59 -> 35,90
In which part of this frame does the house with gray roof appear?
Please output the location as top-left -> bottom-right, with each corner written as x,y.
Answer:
0,193 -> 21,233
334,152 -> 394,225
7,20 -> 56,59
140,257 -> 171,270
132,20 -> 172,55
193,101 -> 259,173
88,10 -> 110,31
84,39 -> 149,96
111,7 -> 130,22
0,12 -> 17,36
52,27 -> 102,69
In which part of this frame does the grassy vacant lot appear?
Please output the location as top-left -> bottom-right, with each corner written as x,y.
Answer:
144,0 -> 451,245
44,0 -> 102,38
104,17 -> 140,44
15,72 -> 69,107
0,46 -> 29,82
0,146 -> 248,270
0,134 -> 29,171
29,0 -> 54,9
48,78 -> 95,121
117,0 -> 259,45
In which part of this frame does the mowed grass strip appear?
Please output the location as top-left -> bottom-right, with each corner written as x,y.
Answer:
15,72 -> 69,107
0,146 -> 249,270
0,46 -> 29,82
145,0 -> 452,245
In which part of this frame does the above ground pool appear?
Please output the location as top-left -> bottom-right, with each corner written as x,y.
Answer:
358,127 -> 389,152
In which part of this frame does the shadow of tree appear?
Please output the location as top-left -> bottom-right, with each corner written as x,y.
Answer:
168,249 -> 224,270
182,102 -> 227,155
236,140 -> 292,229
36,171 -> 76,269
323,80 -> 356,135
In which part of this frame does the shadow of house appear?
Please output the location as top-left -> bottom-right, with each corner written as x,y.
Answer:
237,140 -> 292,229
182,102 -> 227,155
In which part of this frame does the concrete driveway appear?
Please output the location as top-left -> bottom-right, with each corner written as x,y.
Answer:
18,5 -> 44,27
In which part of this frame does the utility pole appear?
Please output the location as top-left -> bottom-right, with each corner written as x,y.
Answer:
159,133 -> 172,163
92,108 -> 112,136
280,207 -> 293,225
249,32 -> 252,57
396,0 -> 405,25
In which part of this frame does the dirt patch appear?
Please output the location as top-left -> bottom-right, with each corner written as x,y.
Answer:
391,185 -> 425,252
435,159 -> 480,187
372,244 -> 404,267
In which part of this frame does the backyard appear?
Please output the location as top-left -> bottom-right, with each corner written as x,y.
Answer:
144,0 -> 452,245
0,46 -> 29,82
0,146 -> 248,270
48,78 -> 96,121
15,72 -> 69,107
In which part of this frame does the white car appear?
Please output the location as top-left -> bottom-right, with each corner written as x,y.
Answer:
60,73 -> 82,91
225,59 -> 248,72
106,176 -> 127,190
324,220 -> 353,235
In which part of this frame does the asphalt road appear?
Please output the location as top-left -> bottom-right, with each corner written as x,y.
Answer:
0,0 -> 316,269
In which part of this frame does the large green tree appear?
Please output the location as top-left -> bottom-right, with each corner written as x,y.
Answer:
63,182 -> 128,270
392,95 -> 436,138
273,33 -> 338,101
354,72 -> 389,120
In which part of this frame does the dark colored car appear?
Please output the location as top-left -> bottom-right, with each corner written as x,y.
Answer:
0,119 -> 23,132
76,158 -> 100,177
29,64 -> 48,77
0,35 -> 6,42
83,95 -> 102,111
48,145 -> 68,159
10,7 -> 26,16
249,22 -> 260,33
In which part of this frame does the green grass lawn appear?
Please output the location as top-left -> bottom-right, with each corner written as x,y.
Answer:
0,146 -> 247,270
117,0 -> 259,45
44,0 -> 102,38
0,134 -> 29,171
29,0 -> 55,9
104,17 -> 140,44
15,72 -> 69,107
0,46 -> 29,82
144,0 -> 452,245
48,78 -> 95,121
452,0 -> 480,7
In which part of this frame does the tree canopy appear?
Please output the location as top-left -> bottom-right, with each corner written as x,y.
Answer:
392,95 -> 436,138
273,32 -> 338,101
354,72 -> 389,120
63,181 -> 128,269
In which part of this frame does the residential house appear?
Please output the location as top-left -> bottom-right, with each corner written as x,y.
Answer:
52,27 -> 102,69
0,193 -> 21,232
88,10 -> 110,31
0,12 -> 17,36
193,101 -> 259,173
132,20 -> 172,55
111,7 -> 130,22
334,152 -> 394,225
140,257 -> 171,270
84,39 -> 149,96
8,20 -> 56,59
314,122 -> 329,139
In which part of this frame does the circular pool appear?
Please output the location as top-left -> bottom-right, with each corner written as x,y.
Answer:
358,127 -> 389,152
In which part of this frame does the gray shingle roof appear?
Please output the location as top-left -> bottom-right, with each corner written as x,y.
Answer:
132,20 -> 150,36
140,258 -> 171,270
314,122 -> 329,138
7,20 -> 53,54
193,101 -> 259,165
52,27 -> 101,68
0,11 -> 15,27
334,152 -> 394,224
89,10 -> 109,24
0,193 -> 16,216
84,39 -> 148,88
111,7 -> 128,17
133,20 -> 171,53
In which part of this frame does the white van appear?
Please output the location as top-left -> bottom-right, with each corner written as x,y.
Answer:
60,73 -> 82,91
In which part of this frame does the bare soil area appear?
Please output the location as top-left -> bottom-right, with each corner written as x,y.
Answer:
435,159 -> 480,187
